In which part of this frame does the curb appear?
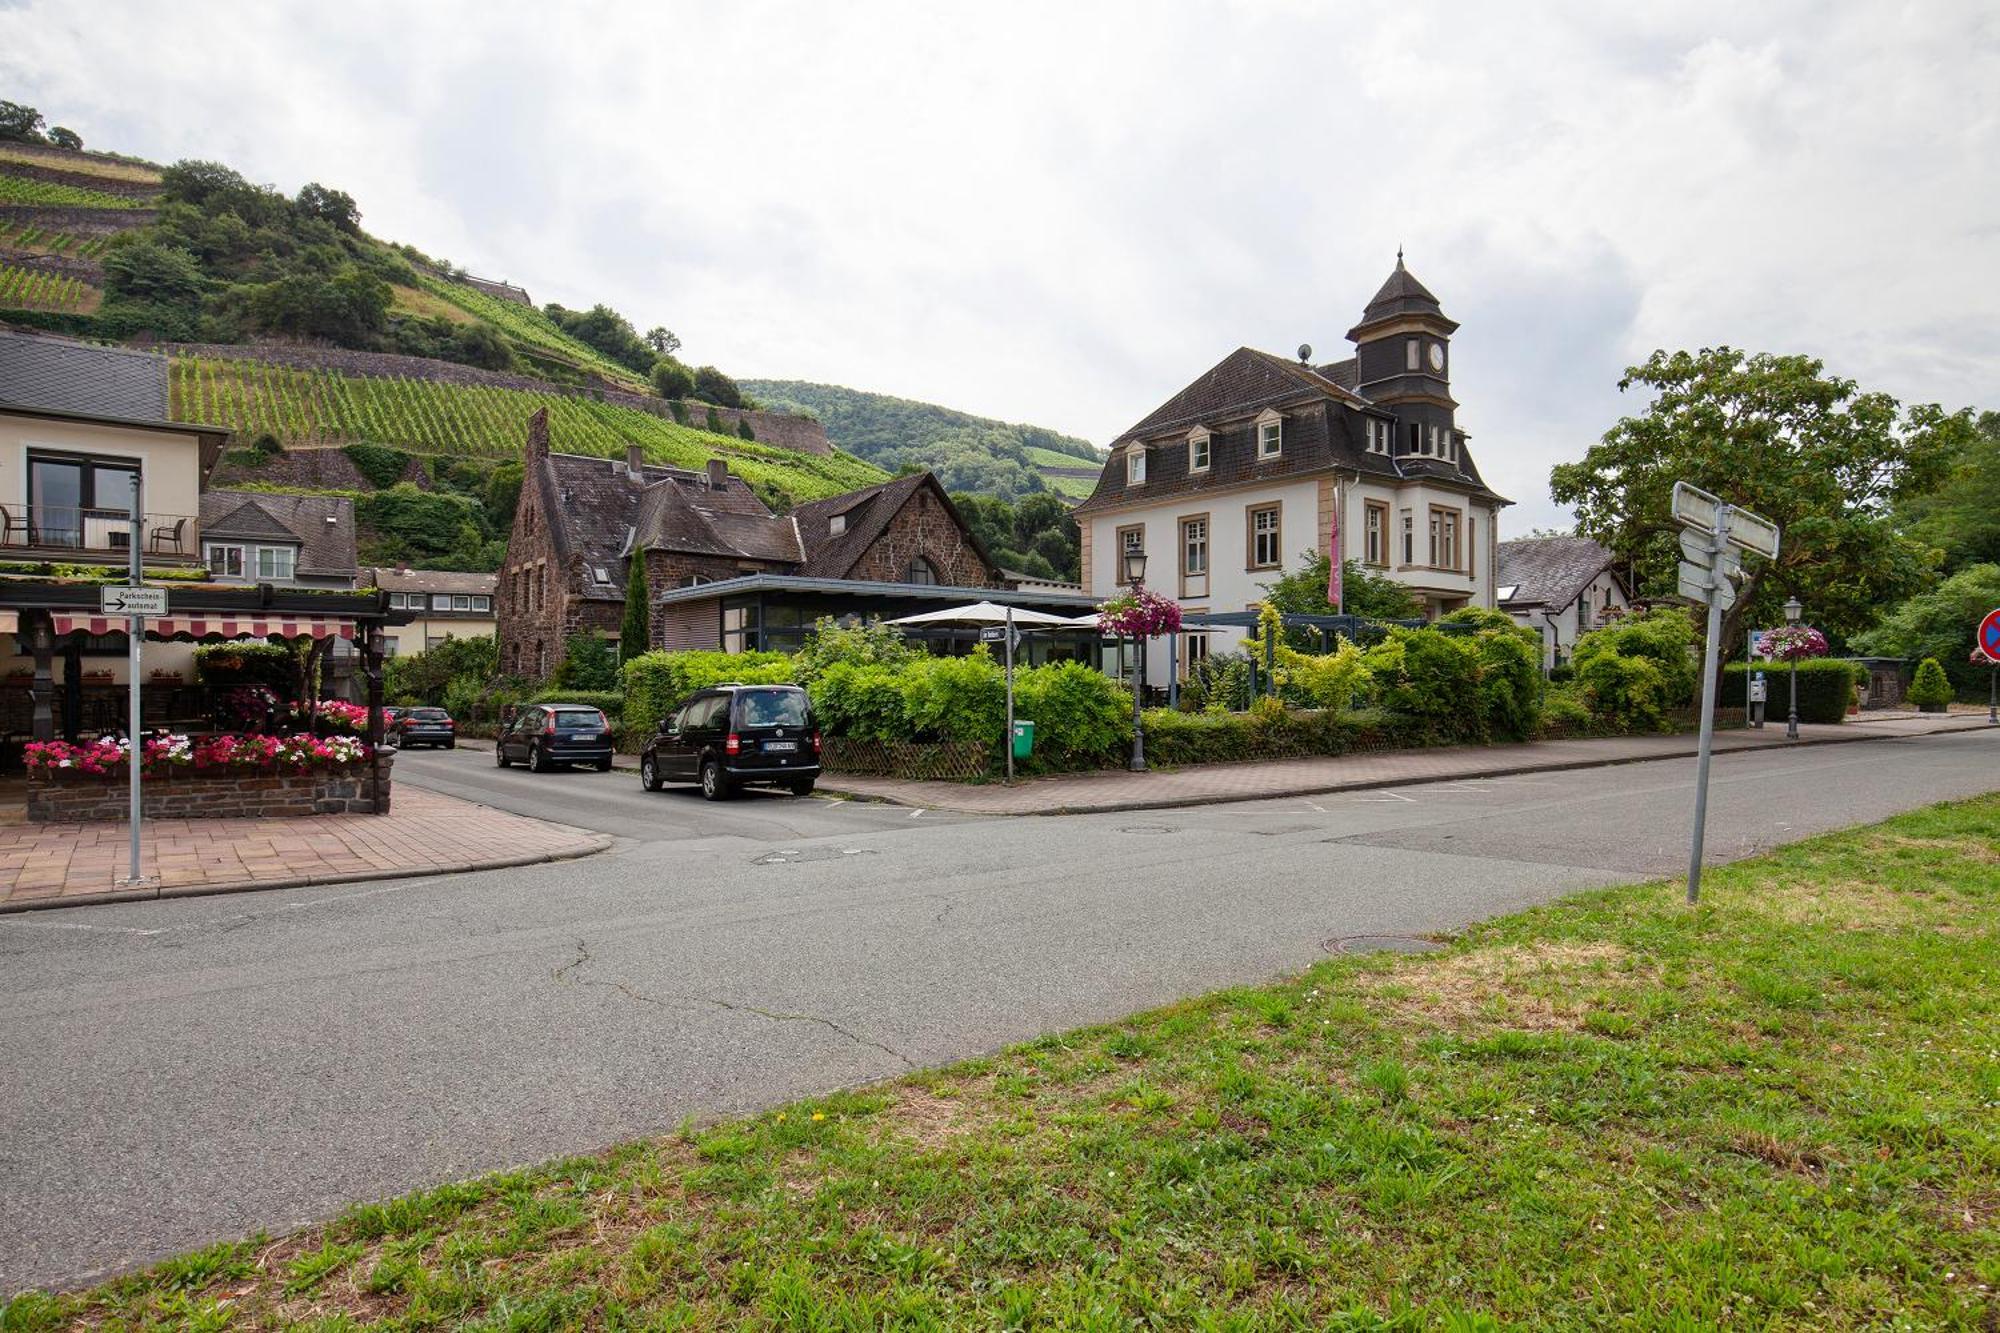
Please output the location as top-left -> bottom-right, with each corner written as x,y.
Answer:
0,833 -> 614,917
813,720 -> 1998,816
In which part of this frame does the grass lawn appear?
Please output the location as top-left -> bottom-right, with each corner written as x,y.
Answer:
8,797 -> 1997,1329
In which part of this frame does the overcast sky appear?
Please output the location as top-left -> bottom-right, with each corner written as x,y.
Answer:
5,1 -> 1996,529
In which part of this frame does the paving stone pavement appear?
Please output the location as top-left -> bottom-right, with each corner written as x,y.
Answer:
818,713 -> 1998,814
0,786 -> 609,912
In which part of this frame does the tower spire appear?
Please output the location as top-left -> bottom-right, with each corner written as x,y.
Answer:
1396,244 -> 1404,267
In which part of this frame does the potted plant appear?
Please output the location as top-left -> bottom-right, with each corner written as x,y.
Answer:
1908,658 -> 1953,714
81,668 -> 114,685
149,669 -> 185,685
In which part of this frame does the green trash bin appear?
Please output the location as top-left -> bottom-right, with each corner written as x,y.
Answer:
1011,719 -> 1035,759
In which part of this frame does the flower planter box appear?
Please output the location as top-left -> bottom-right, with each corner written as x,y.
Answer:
148,672 -> 185,685
26,752 -> 393,822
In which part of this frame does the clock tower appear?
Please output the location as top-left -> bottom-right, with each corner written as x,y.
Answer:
1347,250 -> 1460,458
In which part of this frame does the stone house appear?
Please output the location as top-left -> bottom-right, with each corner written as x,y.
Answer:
497,409 -> 1067,678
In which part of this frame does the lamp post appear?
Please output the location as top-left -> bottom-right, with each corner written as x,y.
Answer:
1783,596 -> 1802,741
1124,546 -> 1148,772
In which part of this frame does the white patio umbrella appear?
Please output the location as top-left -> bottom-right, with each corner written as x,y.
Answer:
884,600 -> 1075,627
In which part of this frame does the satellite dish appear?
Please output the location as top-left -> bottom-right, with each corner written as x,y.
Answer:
1297,343 -> 1313,364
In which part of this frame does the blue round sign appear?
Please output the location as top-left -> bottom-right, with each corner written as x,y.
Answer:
1981,607 -> 2000,661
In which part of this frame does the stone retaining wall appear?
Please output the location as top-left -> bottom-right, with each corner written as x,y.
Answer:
27,754 -> 393,822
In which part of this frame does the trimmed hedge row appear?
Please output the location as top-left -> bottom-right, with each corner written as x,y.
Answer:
1719,660 -> 1863,725
1141,704 -> 1439,767
622,650 -> 794,735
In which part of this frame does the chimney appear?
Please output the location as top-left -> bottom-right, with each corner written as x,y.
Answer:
525,407 -> 550,463
707,458 -> 729,490
626,443 -> 646,479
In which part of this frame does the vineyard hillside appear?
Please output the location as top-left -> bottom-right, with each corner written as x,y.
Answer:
172,354 -> 886,507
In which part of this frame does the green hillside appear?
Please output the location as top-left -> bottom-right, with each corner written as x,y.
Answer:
170,355 -> 886,504
744,379 -> 1104,503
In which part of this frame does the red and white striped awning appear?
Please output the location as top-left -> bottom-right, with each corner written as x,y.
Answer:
49,613 -> 356,641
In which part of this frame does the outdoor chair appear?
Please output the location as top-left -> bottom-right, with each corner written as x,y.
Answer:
0,504 -> 28,548
148,516 -> 189,555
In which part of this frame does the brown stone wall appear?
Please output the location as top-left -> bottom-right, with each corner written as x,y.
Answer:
642,550 -> 757,649
847,487 -> 1000,587
27,756 -> 392,821
496,411 -> 569,681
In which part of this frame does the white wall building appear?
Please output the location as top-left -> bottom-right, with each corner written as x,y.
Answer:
1495,535 -> 1632,670
1075,255 -> 1510,681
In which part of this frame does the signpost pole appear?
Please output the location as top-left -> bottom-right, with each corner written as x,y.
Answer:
1685,509 -> 1728,906
124,473 -> 144,886
1004,606 -> 1016,785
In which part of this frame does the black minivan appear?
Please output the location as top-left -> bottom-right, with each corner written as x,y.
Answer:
495,704 -> 616,772
640,684 -> 820,800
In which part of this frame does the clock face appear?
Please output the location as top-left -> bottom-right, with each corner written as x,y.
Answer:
1428,343 -> 1445,371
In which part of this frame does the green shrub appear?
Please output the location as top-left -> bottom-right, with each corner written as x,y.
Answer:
899,652 -> 1006,746
384,635 -> 497,705
1539,683 -> 1598,734
1360,628 -> 1483,742
343,442 -> 412,489
1469,624 -> 1543,741
1720,660 -> 1864,724
528,689 -> 623,714
1909,657 -> 1953,709
1139,704 -> 1428,766
1572,607 -> 1698,706
622,650 -> 794,732
793,617 -> 921,684
1573,649 -> 1671,732
1013,661 -> 1131,767
809,662 -> 912,741
553,633 -> 618,691
1277,638 -> 1372,712
194,642 -> 295,689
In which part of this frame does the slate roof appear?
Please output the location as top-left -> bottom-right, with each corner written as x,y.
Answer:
1075,346 -> 1505,514
1495,536 -> 1620,610
537,451 -> 789,597
1347,254 -> 1458,336
0,328 -> 171,421
365,567 -> 499,596
199,489 -> 359,576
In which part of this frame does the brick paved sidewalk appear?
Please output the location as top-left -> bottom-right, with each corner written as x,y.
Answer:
819,713 -> 1997,815
0,786 -> 610,913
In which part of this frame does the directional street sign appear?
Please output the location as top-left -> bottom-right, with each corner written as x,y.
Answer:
1676,527 -> 1741,611
979,625 -> 1020,648
1672,481 -> 1779,559
100,585 -> 168,616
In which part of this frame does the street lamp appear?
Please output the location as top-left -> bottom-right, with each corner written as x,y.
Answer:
1123,548 -> 1148,772
1783,596 -> 1802,741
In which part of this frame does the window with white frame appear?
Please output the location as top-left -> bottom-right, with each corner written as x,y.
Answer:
828,514 -> 846,536
432,594 -> 452,611
1256,411 -> 1283,460
1126,445 -> 1147,485
254,546 -> 295,580
1249,505 -> 1281,569
1181,516 -> 1208,577
452,595 -> 472,611
1406,338 -> 1420,370
1402,513 -> 1414,565
472,595 -> 491,612
1187,428 -> 1210,473
1365,502 -> 1387,565
207,544 -> 245,577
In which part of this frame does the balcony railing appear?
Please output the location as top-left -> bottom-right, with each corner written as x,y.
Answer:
0,504 -> 201,562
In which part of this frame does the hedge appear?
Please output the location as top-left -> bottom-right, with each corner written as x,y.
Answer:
1140,704 -> 1433,767
621,650 -> 793,734
1719,660 -> 1863,724
527,689 -> 623,716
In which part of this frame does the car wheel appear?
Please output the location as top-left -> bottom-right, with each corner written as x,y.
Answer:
445,739 -> 456,750
529,743 -> 550,773
699,758 -> 731,801
494,745 -> 510,768
640,755 -> 663,791
595,757 -> 613,772
789,778 -> 816,798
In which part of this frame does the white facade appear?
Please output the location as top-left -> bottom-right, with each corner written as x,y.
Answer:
1504,568 -> 1630,670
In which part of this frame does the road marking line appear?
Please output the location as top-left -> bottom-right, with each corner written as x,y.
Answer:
1303,801 -> 1327,813
1355,790 -> 1418,803
909,808 -> 925,819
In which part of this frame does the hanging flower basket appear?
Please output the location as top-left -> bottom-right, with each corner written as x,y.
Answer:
1755,625 -> 1828,662
1097,587 -> 1182,638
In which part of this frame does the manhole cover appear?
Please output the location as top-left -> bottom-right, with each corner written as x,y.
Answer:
750,847 -> 877,866
1117,825 -> 1177,835
1325,934 -> 1442,956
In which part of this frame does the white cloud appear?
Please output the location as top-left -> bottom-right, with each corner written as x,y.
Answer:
4,0 -> 1995,530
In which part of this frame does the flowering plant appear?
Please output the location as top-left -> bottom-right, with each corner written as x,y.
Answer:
1097,586 -> 1182,638
24,731 -> 372,777
286,699 -> 370,735
1975,646 -> 1998,666
218,685 -> 282,732
1756,625 -> 1828,662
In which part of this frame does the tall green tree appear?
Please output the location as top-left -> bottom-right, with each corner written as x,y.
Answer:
1550,348 -> 1974,654
1895,410 -> 2000,574
1853,563 -> 2000,698
620,547 -> 650,663
1262,551 -> 1423,623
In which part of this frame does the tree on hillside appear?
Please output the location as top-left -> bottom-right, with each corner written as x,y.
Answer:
1853,563 -> 2000,698
951,492 -> 1080,581
544,303 -> 656,375
1895,410 -> 2000,573
650,357 -> 695,400
46,126 -> 81,150
693,365 -> 743,408
644,326 -> 681,356
1550,348 -> 1975,655
294,182 -> 361,234
620,547 -> 650,664
0,100 -> 45,142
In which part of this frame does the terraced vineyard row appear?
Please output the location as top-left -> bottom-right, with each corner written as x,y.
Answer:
168,357 -> 886,503
0,172 -> 151,209
413,273 -> 650,390
0,221 -> 112,258
0,262 -> 95,312
0,144 -> 162,184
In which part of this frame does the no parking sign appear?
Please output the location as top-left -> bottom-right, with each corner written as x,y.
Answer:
1980,607 -> 2000,663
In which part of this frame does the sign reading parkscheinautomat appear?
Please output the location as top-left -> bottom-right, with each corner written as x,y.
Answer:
100,585 -> 168,616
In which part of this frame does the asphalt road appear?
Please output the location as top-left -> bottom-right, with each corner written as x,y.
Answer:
3,728 -> 1996,1294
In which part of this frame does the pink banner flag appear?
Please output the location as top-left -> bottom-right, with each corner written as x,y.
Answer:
1327,503 -> 1343,613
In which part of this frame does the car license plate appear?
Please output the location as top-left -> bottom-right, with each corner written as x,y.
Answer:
764,740 -> 797,753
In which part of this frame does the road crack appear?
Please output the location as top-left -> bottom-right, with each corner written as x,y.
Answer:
552,938 -> 913,1067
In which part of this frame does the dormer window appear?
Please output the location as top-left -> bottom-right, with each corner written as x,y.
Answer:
1365,419 -> 1390,454
1187,428 -> 1211,474
1255,410 -> 1283,460
1126,445 -> 1147,486
828,513 -> 847,536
